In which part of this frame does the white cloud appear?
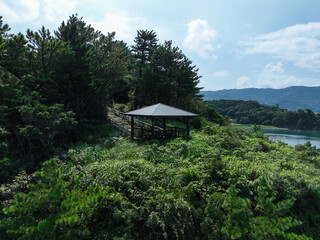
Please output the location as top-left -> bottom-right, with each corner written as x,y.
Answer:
42,0 -> 77,22
183,19 -> 218,59
0,0 -> 40,23
257,62 -> 289,88
217,43 -> 224,49
87,12 -> 143,41
0,0 -> 76,25
87,12 -> 169,43
237,76 -> 253,89
212,70 -> 230,78
239,62 -> 320,89
243,22 -> 320,72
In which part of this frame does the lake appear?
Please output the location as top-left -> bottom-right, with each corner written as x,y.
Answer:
262,129 -> 320,148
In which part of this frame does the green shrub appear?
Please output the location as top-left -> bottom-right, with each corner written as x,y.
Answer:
1,124 -> 319,239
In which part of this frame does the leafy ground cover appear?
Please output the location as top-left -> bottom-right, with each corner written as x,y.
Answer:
1,122 -> 320,239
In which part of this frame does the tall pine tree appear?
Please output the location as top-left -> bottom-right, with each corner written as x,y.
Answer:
131,30 -> 158,107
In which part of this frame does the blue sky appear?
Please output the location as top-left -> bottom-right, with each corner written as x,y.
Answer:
1,0 -> 320,90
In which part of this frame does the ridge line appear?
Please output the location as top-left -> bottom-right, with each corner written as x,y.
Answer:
151,103 -> 161,116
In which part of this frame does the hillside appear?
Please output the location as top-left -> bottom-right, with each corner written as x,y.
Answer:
206,99 -> 320,130
1,123 -> 320,239
201,86 -> 320,112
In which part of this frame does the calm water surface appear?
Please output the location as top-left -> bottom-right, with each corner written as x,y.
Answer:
262,129 -> 320,148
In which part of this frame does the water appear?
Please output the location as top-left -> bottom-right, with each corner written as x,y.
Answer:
261,129 -> 320,148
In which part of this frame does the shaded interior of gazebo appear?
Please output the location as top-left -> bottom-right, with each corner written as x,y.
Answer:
124,103 -> 198,139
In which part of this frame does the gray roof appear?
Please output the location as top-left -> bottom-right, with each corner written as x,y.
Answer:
124,103 -> 198,117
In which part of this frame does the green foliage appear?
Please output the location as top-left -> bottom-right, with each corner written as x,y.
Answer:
16,103 -> 77,167
2,122 -> 319,239
131,31 -> 202,110
204,106 -> 225,124
222,185 -> 252,239
207,99 -> 320,130
250,177 -> 307,240
0,15 -> 203,178
202,192 -> 225,239
0,159 -> 123,239
18,103 -> 77,142
0,14 -> 132,176
114,103 -> 129,112
192,102 -> 227,126
253,124 -> 261,132
190,117 -> 202,129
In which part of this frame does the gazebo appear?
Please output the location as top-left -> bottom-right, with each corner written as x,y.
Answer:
124,103 -> 198,139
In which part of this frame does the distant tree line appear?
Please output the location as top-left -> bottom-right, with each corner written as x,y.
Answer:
207,99 -> 320,130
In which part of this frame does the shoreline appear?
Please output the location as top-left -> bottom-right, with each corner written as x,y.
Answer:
233,124 -> 320,134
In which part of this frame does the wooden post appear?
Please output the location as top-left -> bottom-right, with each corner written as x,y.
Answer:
152,118 -> 155,137
187,118 -> 190,137
163,118 -> 166,137
131,116 -> 134,139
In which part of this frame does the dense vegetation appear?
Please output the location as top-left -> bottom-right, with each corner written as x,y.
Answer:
202,86 -> 320,112
0,14 -> 213,181
1,122 -> 320,239
207,99 -> 320,130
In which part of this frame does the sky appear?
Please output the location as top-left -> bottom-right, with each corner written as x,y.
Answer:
1,0 -> 320,90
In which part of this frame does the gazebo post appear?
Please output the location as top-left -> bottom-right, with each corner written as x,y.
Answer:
131,116 -> 134,139
187,117 -> 190,137
163,118 -> 166,137
152,118 -> 155,137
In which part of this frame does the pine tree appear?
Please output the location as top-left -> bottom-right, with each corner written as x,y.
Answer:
131,30 -> 158,107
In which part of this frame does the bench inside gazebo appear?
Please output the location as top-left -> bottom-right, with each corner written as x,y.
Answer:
124,103 -> 198,139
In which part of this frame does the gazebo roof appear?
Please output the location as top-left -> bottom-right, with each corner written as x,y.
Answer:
124,103 -> 198,117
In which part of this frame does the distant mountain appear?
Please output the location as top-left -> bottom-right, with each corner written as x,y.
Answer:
201,86 -> 320,112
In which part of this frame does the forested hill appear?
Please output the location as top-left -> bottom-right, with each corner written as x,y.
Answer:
207,99 -> 320,130
201,86 -> 320,112
0,14 -> 206,179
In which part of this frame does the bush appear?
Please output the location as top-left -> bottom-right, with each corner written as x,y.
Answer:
190,117 -> 202,129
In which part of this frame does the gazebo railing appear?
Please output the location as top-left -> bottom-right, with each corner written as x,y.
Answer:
109,118 -> 130,135
133,126 -> 187,139
109,115 -> 187,139
113,108 -> 163,131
